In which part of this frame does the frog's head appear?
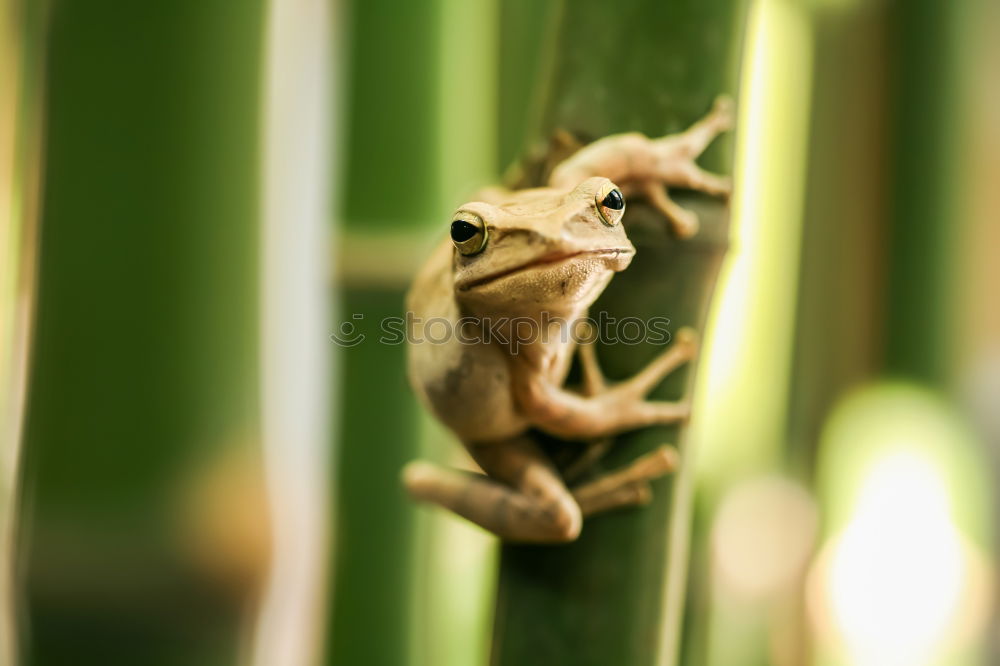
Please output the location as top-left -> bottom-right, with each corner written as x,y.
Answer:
451,177 -> 635,317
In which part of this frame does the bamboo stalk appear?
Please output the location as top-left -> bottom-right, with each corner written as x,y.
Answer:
20,1 -> 265,661
326,2 -> 445,665
491,1 -> 747,664
0,2 -> 46,663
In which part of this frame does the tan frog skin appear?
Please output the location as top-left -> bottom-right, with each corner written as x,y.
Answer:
403,98 -> 732,543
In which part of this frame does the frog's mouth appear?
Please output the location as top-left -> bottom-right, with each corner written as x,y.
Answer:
456,247 -> 634,292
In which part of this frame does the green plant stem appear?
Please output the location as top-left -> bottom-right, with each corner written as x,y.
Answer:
491,2 -> 746,665
20,1 -> 264,663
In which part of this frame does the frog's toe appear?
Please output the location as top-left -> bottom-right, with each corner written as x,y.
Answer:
712,94 -> 736,128
636,399 -> 690,426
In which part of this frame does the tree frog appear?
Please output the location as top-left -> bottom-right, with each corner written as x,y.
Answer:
403,97 -> 733,542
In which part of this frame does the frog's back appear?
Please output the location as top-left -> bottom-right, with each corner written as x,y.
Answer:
406,238 -> 528,443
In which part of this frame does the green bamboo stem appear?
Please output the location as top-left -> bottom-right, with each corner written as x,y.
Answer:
491,2 -> 746,664
20,1 -> 264,662
785,4 -> 888,477
1,2 -> 46,663
326,2 -> 445,665
884,0 -> 960,384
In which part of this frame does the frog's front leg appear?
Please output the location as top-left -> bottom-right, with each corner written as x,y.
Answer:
549,96 -> 734,238
562,326 -> 694,480
576,327 -> 608,397
513,328 -> 699,441
559,334 -> 613,481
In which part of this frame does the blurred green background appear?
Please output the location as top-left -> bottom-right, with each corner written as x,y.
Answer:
1,0 -> 999,665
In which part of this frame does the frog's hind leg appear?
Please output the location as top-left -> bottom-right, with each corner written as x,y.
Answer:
403,436 -> 581,543
572,445 -> 679,517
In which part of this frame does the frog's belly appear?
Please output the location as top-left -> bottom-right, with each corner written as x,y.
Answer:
408,336 -> 528,443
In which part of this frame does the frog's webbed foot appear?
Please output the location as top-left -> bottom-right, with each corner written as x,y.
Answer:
547,333 -> 690,515
662,94 -> 734,161
563,332 -> 689,514
604,326 -> 699,430
573,330 -> 697,504
521,326 -> 699,442
640,181 -> 701,239
583,325 -> 699,406
644,95 -> 735,237
572,445 -> 679,516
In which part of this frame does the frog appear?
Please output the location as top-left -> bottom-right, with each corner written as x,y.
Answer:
402,97 -> 733,543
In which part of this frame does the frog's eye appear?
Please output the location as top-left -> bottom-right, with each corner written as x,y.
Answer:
450,213 -> 488,255
596,183 -> 625,226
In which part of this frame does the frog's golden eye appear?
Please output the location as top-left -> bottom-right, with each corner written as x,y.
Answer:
450,213 -> 488,255
596,183 -> 625,226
